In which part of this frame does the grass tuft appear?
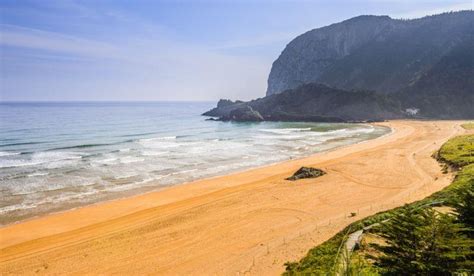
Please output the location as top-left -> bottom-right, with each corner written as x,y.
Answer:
462,122 -> 474,130
437,135 -> 474,167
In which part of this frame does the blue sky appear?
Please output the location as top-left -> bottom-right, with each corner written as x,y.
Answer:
0,0 -> 471,101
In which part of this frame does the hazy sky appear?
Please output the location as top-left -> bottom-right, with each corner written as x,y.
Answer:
0,0 -> 471,101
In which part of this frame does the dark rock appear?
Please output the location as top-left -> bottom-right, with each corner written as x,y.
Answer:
203,83 -> 405,122
202,99 -> 245,117
286,167 -> 326,181
217,99 -> 235,108
221,106 -> 264,122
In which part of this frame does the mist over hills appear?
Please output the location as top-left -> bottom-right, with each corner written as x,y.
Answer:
205,11 -> 474,122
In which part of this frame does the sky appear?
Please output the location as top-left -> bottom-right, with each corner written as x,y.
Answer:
0,0 -> 471,101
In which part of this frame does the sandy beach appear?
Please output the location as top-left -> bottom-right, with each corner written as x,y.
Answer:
0,120 -> 466,275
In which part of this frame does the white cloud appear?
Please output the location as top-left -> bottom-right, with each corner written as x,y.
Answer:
0,24 -> 120,58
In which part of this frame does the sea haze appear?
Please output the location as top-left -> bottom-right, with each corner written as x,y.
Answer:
0,102 -> 389,224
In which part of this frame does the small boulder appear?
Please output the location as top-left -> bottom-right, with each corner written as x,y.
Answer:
286,167 -> 326,181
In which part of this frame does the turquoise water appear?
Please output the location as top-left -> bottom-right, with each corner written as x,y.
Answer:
0,102 -> 389,224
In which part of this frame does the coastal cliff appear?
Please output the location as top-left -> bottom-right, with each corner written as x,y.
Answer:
267,11 -> 473,96
205,11 -> 473,122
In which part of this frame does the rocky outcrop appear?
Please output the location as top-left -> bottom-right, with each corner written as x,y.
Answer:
202,100 -> 246,118
204,83 -> 404,122
267,11 -> 473,96
286,167 -> 326,181
220,106 -> 264,122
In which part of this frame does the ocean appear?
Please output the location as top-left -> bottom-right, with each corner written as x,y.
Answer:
0,102 -> 389,224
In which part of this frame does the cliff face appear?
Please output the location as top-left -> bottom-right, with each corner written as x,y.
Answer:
267,15 -> 393,95
396,37 -> 474,119
267,11 -> 473,96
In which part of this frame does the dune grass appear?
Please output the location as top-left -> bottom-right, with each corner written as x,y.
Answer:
437,134 -> 474,167
462,122 -> 474,130
283,134 -> 474,275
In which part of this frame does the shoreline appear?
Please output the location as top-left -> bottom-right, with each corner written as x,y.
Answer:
0,120 -> 466,275
0,123 -> 389,227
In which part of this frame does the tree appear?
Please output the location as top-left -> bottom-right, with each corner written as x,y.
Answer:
374,205 -> 472,275
454,184 -> 474,228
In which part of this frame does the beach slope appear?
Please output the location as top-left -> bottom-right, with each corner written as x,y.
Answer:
0,121 -> 465,275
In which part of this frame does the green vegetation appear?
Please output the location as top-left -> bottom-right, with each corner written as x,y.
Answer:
437,134 -> 474,167
462,122 -> 474,130
283,229 -> 348,274
284,134 -> 474,275
453,177 -> 474,227
374,206 -> 471,275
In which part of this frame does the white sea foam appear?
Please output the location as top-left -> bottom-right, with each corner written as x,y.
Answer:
93,157 -> 119,165
171,169 -> 198,175
138,141 -> 179,149
27,172 -> 49,177
0,159 -> 37,169
32,151 -> 83,160
325,126 -> 374,135
259,127 -> 312,134
0,151 -> 20,157
119,156 -> 145,164
114,173 -> 139,179
0,203 -> 37,214
6,175 -> 99,196
102,176 -> 159,192
0,189 -> 102,215
0,151 -> 82,168
141,150 -> 169,156
138,136 -> 177,142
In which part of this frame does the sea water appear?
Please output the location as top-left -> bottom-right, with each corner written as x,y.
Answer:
0,102 -> 389,224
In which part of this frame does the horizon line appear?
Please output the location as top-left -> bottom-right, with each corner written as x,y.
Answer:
0,99 -> 218,103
